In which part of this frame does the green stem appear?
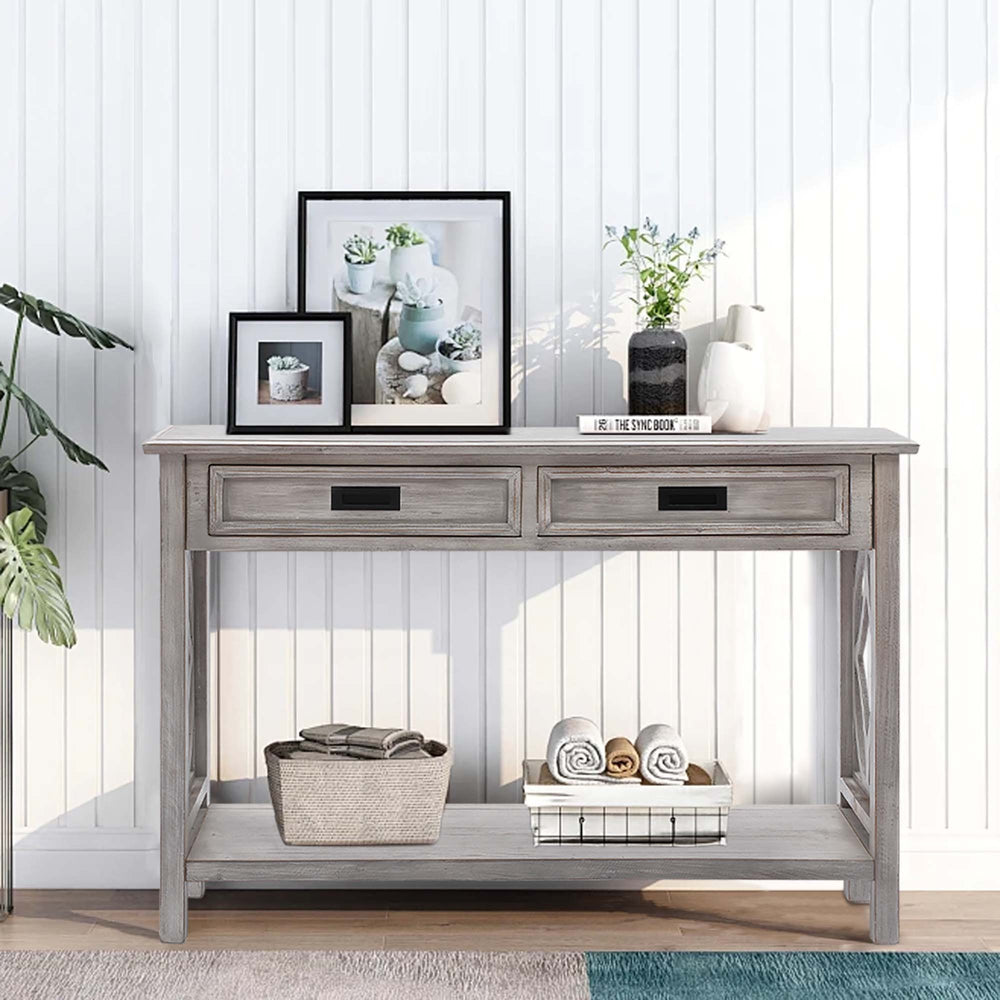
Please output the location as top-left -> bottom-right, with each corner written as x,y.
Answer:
0,433 -> 41,475
0,308 -> 24,455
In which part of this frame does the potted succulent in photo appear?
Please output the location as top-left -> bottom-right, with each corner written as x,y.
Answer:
604,220 -> 724,416
342,233 -> 384,294
396,274 -> 446,356
267,355 -> 310,402
386,223 -> 433,287
436,321 -> 482,375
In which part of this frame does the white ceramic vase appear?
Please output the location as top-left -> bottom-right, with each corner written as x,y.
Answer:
697,303 -> 769,433
436,352 -> 481,376
435,335 -> 481,375
697,342 -> 765,432
398,301 -> 446,355
389,243 -> 433,287
724,303 -> 767,353
268,365 -> 309,402
345,260 -> 375,294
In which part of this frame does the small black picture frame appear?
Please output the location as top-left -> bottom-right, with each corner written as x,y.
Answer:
227,312 -> 352,435
298,190 -> 511,434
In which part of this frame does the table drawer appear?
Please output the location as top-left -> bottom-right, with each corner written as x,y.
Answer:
538,465 -> 850,536
209,466 -> 521,537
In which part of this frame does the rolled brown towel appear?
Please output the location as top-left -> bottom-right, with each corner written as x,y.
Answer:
685,763 -> 713,785
605,736 -> 641,779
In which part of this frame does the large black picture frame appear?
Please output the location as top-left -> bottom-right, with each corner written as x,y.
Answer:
297,190 -> 511,434
227,311 -> 353,435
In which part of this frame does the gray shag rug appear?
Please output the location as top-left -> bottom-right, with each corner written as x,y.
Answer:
0,950 -> 591,1000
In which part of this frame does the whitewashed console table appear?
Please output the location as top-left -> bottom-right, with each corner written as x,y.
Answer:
144,425 -> 917,944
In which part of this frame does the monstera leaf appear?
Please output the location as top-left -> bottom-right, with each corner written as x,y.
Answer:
0,368 -> 107,470
0,282 -> 131,644
0,284 -> 132,350
0,507 -> 76,647
0,461 -> 46,541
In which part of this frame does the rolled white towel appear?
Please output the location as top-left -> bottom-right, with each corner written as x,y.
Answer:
635,723 -> 689,785
546,717 -> 639,785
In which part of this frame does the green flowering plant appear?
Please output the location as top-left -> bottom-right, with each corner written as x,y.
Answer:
604,219 -> 725,328
385,223 -> 426,248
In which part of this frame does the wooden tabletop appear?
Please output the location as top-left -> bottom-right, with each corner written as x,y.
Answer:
144,425 -> 918,456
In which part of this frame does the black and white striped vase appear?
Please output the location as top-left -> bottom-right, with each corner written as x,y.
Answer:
627,326 -> 688,416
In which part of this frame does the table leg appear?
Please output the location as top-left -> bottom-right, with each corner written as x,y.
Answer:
870,454 -> 900,944
159,456 -> 189,943
843,879 -> 871,904
190,550 -> 210,796
839,549 -> 871,905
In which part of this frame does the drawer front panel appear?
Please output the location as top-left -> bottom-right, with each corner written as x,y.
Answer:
538,465 -> 849,536
210,466 -> 521,536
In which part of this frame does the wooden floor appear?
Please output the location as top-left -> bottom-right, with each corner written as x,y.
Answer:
0,890 -> 997,951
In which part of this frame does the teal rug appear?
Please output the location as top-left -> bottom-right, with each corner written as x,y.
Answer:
587,952 -> 1000,1000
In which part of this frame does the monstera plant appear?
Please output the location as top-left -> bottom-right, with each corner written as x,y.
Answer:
0,284 -> 132,647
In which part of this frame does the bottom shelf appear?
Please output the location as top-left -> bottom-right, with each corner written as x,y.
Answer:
186,803 -> 873,884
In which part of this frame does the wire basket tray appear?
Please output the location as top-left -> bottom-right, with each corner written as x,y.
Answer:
529,805 -> 728,846
522,759 -> 732,848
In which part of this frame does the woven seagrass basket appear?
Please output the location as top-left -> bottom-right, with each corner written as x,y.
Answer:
264,740 -> 452,846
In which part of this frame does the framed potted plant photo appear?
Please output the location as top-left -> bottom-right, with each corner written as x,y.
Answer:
298,191 -> 511,433
227,312 -> 352,434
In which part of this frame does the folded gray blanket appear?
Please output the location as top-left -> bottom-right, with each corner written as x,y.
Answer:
546,716 -> 639,785
299,724 -> 424,759
299,739 -> 425,759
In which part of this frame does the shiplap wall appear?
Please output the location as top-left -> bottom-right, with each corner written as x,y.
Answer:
2,0 -> 998,887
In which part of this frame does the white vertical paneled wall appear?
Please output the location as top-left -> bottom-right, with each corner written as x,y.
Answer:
2,0 -> 998,887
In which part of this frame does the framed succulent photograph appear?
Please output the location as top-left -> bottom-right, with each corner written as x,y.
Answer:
297,191 -> 510,433
227,312 -> 352,434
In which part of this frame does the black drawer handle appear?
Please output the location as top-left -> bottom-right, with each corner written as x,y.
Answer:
658,486 -> 728,512
331,486 -> 401,511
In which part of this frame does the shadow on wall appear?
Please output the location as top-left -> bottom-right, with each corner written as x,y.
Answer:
513,293 -> 719,419
515,291 -> 627,419
11,781 -> 158,890
12,785 -> 138,844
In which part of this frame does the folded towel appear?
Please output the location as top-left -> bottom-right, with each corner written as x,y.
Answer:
299,738 -> 425,759
288,749 -> 355,760
635,723 -> 690,785
299,724 -> 424,759
546,717 -> 639,784
382,747 -> 430,760
604,736 -> 640,778
289,746 -> 430,761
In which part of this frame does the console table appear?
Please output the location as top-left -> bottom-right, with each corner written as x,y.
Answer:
144,425 -> 917,944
